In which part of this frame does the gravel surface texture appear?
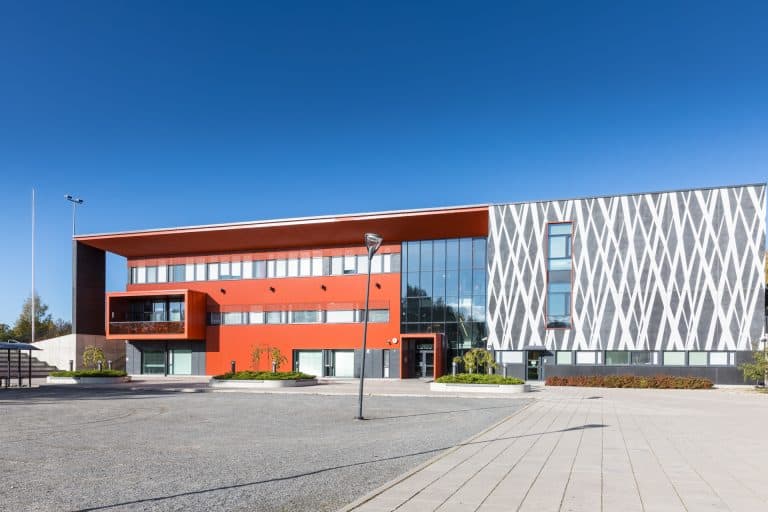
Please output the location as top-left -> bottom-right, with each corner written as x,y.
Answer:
0,387 -> 528,512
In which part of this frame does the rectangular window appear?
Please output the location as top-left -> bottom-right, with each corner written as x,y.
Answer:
500,351 -> 523,364
146,266 -> 158,283
688,352 -> 708,366
299,258 -> 312,277
631,351 -> 653,365
208,312 -> 221,325
361,309 -> 389,323
207,263 -> 219,280
326,310 -> 354,323
330,256 -> 343,275
185,264 -> 195,282
556,351 -> 573,365
230,261 -> 242,279
383,254 -> 392,273
254,260 -> 267,279
709,352 -> 728,366
357,255 -> 369,274
343,255 -> 356,274
287,258 -> 299,277
170,264 -> 186,282
663,351 -> 685,366
311,257 -> 323,276
157,266 -> 168,283
129,267 -> 137,284
265,311 -> 284,324
370,254 -> 383,273
275,259 -> 287,278
249,311 -> 264,324
266,260 -> 276,278
291,310 -> 321,323
222,312 -> 243,325
242,261 -> 253,279
576,351 -> 596,365
220,262 -> 230,278
547,222 -> 573,329
137,267 -> 147,284
605,351 -> 631,365
168,301 -> 184,322
195,263 -> 206,281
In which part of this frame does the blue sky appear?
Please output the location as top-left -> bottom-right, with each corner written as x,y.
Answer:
0,1 -> 766,326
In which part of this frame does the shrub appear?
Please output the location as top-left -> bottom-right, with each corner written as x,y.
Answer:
50,369 -> 127,378
545,375 -> 713,389
739,351 -> 767,385
213,370 -> 315,381
462,348 -> 496,374
250,344 -> 288,372
82,346 -> 107,369
436,373 -> 524,385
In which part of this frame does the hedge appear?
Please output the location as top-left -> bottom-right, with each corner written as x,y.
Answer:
545,375 -> 713,389
50,370 -> 128,378
436,373 -> 525,385
213,371 -> 316,381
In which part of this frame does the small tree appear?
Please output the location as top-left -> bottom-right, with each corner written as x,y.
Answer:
462,348 -> 496,374
269,347 -> 287,372
250,344 -> 267,370
82,346 -> 106,369
740,350 -> 768,386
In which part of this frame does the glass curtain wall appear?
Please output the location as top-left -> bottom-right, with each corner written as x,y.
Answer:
401,238 -> 487,362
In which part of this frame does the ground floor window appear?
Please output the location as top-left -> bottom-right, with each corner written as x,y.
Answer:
663,351 -> 686,366
688,351 -> 708,366
294,349 -> 356,378
555,351 -> 572,365
142,350 -> 165,375
295,351 -> 323,378
605,351 -> 631,365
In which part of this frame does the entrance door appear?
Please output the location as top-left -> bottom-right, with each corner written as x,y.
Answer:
526,351 -> 541,380
169,349 -> 192,375
332,351 -> 355,377
142,350 -> 165,375
296,351 -> 323,378
416,349 -> 434,378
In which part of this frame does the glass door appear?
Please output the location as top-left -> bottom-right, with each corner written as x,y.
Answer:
142,350 -> 166,375
296,351 -> 323,378
169,349 -> 192,375
526,351 -> 540,380
417,350 -> 434,378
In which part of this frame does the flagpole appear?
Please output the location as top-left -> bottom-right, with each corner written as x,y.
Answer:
31,188 -> 36,343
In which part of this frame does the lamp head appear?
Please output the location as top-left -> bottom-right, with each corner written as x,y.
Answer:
364,233 -> 383,255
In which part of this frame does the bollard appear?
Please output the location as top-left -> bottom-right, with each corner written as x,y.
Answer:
107,360 -> 112,370
503,364 -> 508,378
69,360 -> 74,371
271,361 -> 277,373
452,362 -> 457,376
230,360 -> 236,374
97,361 -> 103,371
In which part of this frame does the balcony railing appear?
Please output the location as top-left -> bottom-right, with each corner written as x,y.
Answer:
109,321 -> 185,335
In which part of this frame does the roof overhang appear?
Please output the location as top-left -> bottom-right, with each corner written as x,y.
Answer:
75,205 -> 489,258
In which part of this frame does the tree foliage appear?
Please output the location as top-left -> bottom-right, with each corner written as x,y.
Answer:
740,350 -> 768,386
1,294 -> 72,342
250,344 -> 287,372
82,346 -> 107,369
462,348 -> 496,374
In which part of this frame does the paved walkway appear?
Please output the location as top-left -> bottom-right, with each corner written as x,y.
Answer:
342,386 -> 768,512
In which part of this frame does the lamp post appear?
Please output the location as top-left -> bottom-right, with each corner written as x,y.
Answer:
355,232 -> 383,420
65,194 -> 85,237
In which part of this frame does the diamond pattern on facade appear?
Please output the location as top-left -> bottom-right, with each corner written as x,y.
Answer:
488,185 -> 766,351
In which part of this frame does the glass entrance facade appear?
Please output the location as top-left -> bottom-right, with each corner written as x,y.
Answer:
401,237 -> 488,362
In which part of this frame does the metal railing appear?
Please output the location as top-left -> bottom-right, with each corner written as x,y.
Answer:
108,321 -> 184,335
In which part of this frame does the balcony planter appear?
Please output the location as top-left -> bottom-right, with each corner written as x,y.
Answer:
46,370 -> 130,385
209,371 -> 318,389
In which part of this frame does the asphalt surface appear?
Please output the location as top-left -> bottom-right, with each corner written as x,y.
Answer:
0,387 -> 528,512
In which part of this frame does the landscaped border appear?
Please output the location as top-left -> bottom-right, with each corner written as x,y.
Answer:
46,370 -> 130,385
209,370 -> 318,389
431,373 -> 530,393
545,375 -> 713,389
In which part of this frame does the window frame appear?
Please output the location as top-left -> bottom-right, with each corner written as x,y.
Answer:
545,221 -> 574,330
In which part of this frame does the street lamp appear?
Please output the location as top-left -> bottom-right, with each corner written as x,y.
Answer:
65,195 -> 85,237
355,232 -> 383,420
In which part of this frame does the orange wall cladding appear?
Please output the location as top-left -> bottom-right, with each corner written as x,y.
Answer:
126,244 -> 401,375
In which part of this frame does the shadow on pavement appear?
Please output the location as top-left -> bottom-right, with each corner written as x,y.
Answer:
69,423 -> 608,512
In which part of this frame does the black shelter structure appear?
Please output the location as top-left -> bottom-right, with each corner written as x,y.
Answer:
0,340 -> 41,388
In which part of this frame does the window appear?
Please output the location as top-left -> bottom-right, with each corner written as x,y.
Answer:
299,258 -> 312,277
222,312 -> 243,325
249,311 -> 264,324
185,264 -> 195,281
137,267 -> 147,284
287,259 -> 299,277
330,256 -> 343,275
275,259 -> 287,278
157,266 -> 168,283
631,351 -> 653,365
292,310 -> 321,323
343,256 -> 356,274
688,352 -> 707,366
208,312 -> 221,325
146,266 -> 158,283
242,261 -> 253,279
556,351 -> 573,365
170,265 -> 186,282
357,255 -> 368,274
709,352 -> 728,366
219,262 -> 231,279
370,254 -> 383,273
169,301 -> 184,322
195,263 -> 206,281
500,351 -> 523,364
254,260 -> 267,279
547,223 -> 572,329
130,267 -> 138,284
663,351 -> 685,366
576,351 -> 596,365
605,351 -> 631,365
265,311 -> 284,324
326,310 -> 355,323
207,263 -> 219,280
266,260 -> 276,278
357,309 -> 389,323
311,257 -> 323,276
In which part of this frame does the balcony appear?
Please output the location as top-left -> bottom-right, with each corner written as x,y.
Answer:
106,289 -> 206,340
109,321 -> 185,336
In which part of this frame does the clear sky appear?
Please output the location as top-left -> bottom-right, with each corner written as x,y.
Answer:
0,1 -> 766,326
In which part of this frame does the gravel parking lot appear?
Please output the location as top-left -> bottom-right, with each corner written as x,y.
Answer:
0,387 -> 528,512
